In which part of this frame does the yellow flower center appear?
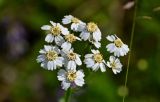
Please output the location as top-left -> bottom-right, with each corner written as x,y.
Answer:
50,26 -> 61,36
114,38 -> 123,48
87,22 -> 98,32
67,52 -> 76,60
65,34 -> 77,43
67,71 -> 77,82
71,17 -> 80,24
46,51 -> 58,61
110,62 -> 116,69
93,53 -> 103,63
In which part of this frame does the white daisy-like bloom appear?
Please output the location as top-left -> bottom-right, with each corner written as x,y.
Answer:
62,15 -> 86,32
107,56 -> 122,74
36,45 -> 64,70
57,69 -> 85,90
41,21 -> 69,46
61,33 -> 81,51
62,49 -> 82,71
106,35 -> 129,57
80,22 -> 101,42
84,49 -> 106,72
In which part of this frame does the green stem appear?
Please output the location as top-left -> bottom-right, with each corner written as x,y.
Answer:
122,0 -> 138,102
65,88 -> 71,102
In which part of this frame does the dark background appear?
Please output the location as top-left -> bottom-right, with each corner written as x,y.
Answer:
0,0 -> 160,102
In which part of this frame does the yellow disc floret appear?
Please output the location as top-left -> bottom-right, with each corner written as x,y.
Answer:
50,26 -> 61,36
114,38 -> 123,48
46,51 -> 58,61
93,53 -> 103,63
67,71 -> 77,82
65,34 -> 77,43
67,52 -> 76,60
71,17 -> 80,24
87,22 -> 98,32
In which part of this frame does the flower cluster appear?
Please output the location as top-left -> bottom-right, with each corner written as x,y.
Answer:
37,15 -> 129,90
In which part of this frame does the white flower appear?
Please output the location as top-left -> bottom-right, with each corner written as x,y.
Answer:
84,49 -> 106,72
107,56 -> 122,74
106,35 -> 129,57
62,15 -> 86,32
36,45 -> 64,70
61,33 -> 81,51
62,49 -> 82,71
80,22 -> 101,42
41,21 -> 69,46
57,69 -> 85,90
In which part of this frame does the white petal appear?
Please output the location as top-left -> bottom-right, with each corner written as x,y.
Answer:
53,61 -> 57,70
55,57 -> 64,67
76,37 -> 82,41
67,61 -> 76,70
50,21 -> 56,26
71,23 -> 79,31
84,58 -> 95,68
61,42 -> 71,51
109,56 -> 115,62
106,43 -> 116,53
92,63 -> 100,71
93,29 -> 101,42
61,28 -> 69,35
47,61 -> 54,70
85,54 -> 93,58
37,55 -> 46,62
114,49 -> 121,57
74,78 -> 84,87
39,49 -> 46,54
75,55 -> 82,65
106,35 -> 116,42
41,25 -> 51,30
93,41 -> 101,48
80,31 -> 90,41
107,62 -> 111,68
40,61 -> 47,69
55,36 -> 65,46
91,49 -> 99,54
76,70 -> 85,78
112,68 -> 122,74
77,23 -> 86,31
45,34 -> 54,43
57,69 -> 66,81
112,69 -> 118,74
44,45 -> 52,51
100,63 -> 106,72
62,15 -> 73,24
61,81 -> 71,90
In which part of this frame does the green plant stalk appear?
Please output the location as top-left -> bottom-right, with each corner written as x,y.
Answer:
65,88 -> 71,102
122,0 -> 138,102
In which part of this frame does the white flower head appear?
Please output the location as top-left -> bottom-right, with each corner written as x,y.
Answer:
80,22 -> 101,41
61,33 -> 81,51
106,35 -> 129,57
107,56 -> 122,74
84,49 -> 106,72
36,45 -> 64,70
41,21 -> 69,46
57,69 -> 85,90
80,22 -> 101,48
62,49 -> 82,71
62,15 -> 86,32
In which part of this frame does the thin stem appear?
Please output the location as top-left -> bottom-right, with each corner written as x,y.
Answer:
65,88 -> 71,102
122,0 -> 138,102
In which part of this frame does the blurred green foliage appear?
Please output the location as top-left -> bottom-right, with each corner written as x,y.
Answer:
0,0 -> 160,102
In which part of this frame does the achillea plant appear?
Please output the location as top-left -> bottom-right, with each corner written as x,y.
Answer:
36,15 -> 129,91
